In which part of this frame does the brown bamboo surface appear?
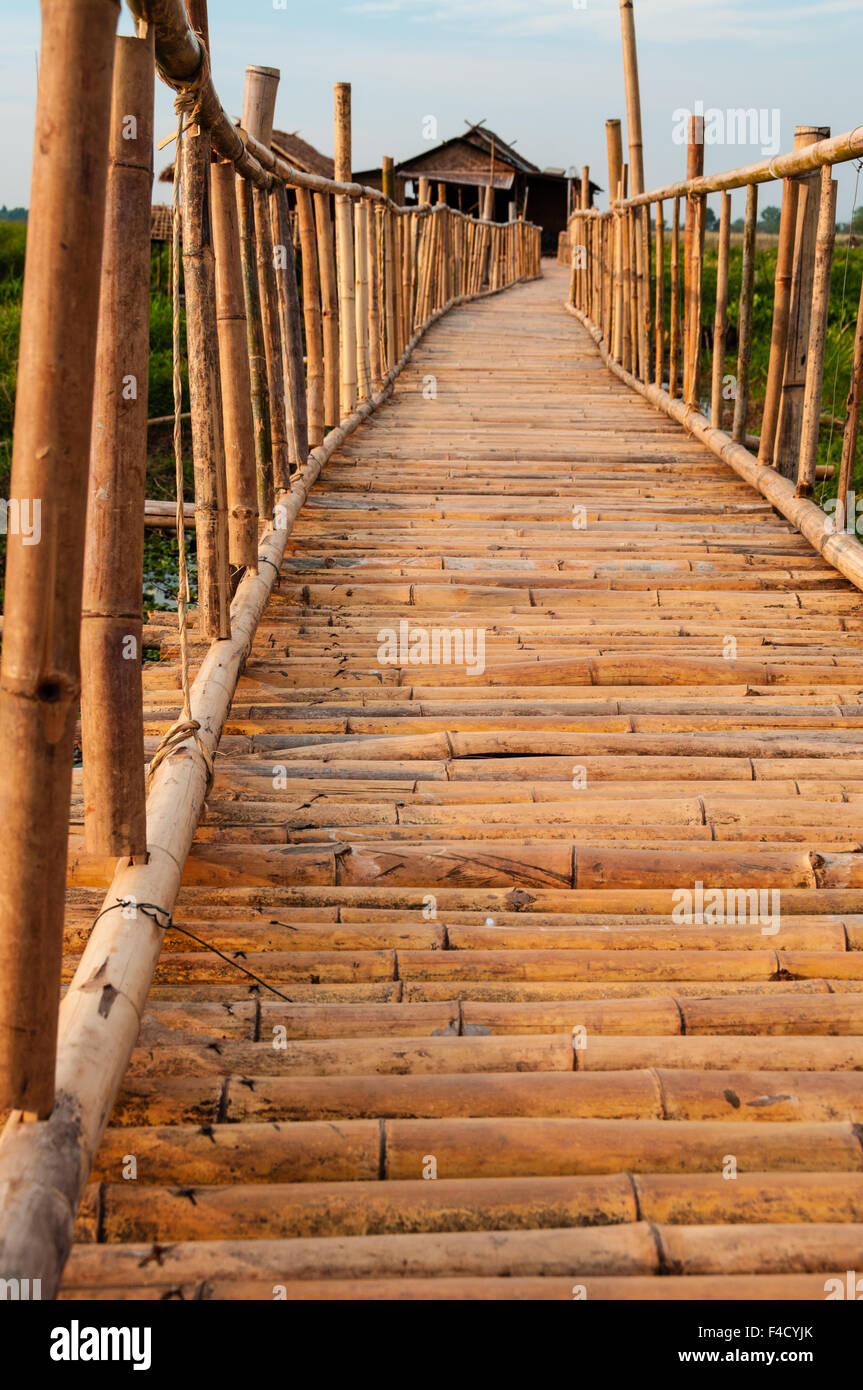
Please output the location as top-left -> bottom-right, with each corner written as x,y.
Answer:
57,260 -> 863,1299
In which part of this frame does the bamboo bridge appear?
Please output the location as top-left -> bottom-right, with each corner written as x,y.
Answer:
2,0 -> 863,1304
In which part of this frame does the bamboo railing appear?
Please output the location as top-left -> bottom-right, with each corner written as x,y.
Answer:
0,0 -> 540,1174
565,119 -> 863,594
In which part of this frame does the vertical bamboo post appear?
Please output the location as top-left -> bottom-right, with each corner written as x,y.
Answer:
271,182 -> 309,471
181,5 -> 231,637
757,163 -> 804,466
394,213 -> 406,349
580,166 -> 590,210
606,119 -> 623,211
682,115 -> 705,406
334,82 -> 357,418
211,161 -> 258,567
296,187 -> 325,447
774,125 -> 830,479
654,201 -> 665,387
836,275 -> 863,533
382,154 -> 395,201
236,178 -> 273,518
607,119 -> 624,360
366,198 -> 383,391
710,190 -> 732,428
81,29 -> 153,866
382,208 -> 396,365
243,65 -> 291,490
401,211 -> 413,343
354,198 -> 371,399
0,0 -> 118,1117
314,191 -> 339,430
418,177 -> 431,206
619,0 -> 645,195
796,165 -> 837,497
669,195 -> 681,398
732,183 -> 758,444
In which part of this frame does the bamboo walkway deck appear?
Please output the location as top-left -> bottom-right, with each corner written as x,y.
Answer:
63,261 -> 863,1299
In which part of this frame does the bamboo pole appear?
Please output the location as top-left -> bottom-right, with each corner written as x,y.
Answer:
243,66 -> 292,492
732,183 -> 758,444
181,8 -> 231,637
774,126 -> 830,480
654,201 -> 664,387
211,160 -> 258,567
400,210 -> 413,346
580,165 -> 590,210
682,116 -> 705,407
796,165 -> 837,497
668,196 -> 681,398
418,177 -> 431,206
383,208 -> 397,367
0,0 -> 118,1117
354,198 -> 371,399
314,192 -> 339,430
366,197 -> 383,392
394,212 -> 406,353
836,276 -> 863,532
757,174 -> 802,467
618,0 -> 645,195
710,190 -> 732,429
236,177 -> 273,519
81,29 -> 153,866
271,181 -> 309,472
334,82 -> 357,417
381,155 -> 395,201
296,187 -> 325,447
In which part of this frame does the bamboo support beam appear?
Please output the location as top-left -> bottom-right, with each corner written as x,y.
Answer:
81,29 -> 153,865
381,155 -> 394,201
181,0 -> 231,634
334,83 -> 357,417
0,0 -> 118,1117
314,192 -> 340,431
296,187 -> 325,448
366,199 -> 383,392
271,183 -> 309,472
774,126 -> 830,480
796,165 -> 837,497
732,183 -> 758,444
836,276 -> 863,532
210,160 -> 258,568
236,177 -> 273,519
619,0 -> 645,195
710,190 -> 731,429
654,201 -> 664,387
757,176 -> 800,467
354,201 -> 371,399
243,66 -> 292,493
668,195 -> 681,398
682,117 -> 705,407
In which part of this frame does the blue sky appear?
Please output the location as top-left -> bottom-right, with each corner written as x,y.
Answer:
2,0 -> 861,219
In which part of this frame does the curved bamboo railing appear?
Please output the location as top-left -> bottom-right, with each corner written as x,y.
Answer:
564,120 -> 863,593
0,0 -> 539,1293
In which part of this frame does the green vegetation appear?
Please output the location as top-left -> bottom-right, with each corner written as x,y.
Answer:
659,233 -> 863,507
0,228 -> 193,610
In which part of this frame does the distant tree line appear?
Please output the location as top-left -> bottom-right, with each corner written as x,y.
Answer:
0,207 -> 27,222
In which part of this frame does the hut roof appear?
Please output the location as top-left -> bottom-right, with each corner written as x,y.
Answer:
159,129 -> 333,183
395,121 -> 601,193
150,204 -> 174,242
270,129 -> 334,179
